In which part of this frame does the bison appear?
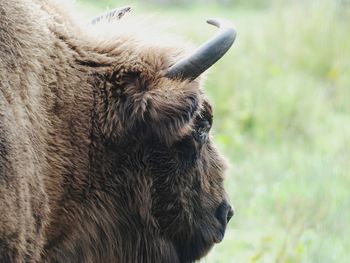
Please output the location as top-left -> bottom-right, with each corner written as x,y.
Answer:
0,0 -> 236,262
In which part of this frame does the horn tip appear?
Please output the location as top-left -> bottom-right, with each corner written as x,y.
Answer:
206,18 -> 235,30
206,18 -> 219,27
207,18 -> 237,43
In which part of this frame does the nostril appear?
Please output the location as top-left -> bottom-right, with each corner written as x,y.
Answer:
215,202 -> 233,226
227,206 -> 234,223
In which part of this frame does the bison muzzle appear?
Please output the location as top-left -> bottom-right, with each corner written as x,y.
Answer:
0,0 -> 236,262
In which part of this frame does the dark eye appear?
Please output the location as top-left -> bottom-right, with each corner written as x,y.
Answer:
193,119 -> 211,144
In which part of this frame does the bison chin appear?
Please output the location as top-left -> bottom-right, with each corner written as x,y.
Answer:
171,214 -> 230,263
173,227 -> 223,262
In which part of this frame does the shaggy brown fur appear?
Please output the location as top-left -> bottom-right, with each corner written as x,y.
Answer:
0,0 -> 233,262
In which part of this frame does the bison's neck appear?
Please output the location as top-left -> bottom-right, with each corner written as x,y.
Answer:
30,15 -> 163,263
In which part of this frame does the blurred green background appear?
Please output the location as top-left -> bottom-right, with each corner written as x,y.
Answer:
78,0 -> 350,262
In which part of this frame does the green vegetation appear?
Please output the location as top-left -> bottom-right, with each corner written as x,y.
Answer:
78,0 -> 350,262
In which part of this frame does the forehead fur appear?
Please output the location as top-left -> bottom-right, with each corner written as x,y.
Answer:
84,15 -> 204,75
86,15 -> 193,52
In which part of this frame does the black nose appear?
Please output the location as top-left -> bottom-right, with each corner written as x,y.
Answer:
215,202 -> 234,226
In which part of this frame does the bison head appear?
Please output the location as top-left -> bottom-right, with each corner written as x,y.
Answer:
0,1 -> 236,262
85,17 -> 236,263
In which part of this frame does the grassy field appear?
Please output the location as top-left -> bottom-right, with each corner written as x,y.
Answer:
78,0 -> 350,262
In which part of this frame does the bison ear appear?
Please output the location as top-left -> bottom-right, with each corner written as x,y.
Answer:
90,6 -> 131,25
99,70 -> 202,144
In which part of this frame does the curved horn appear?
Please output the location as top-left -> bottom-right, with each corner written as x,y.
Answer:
165,18 -> 236,81
90,6 -> 131,25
